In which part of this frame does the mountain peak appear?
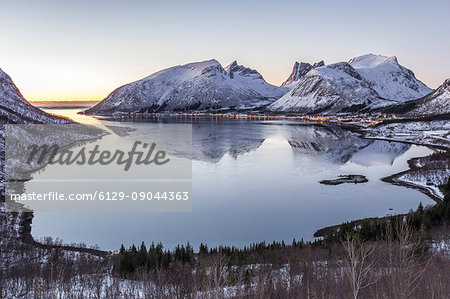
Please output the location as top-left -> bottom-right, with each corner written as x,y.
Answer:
432,78 -> 450,95
443,78 -> 450,88
184,59 -> 221,69
228,60 -> 238,68
224,60 -> 238,73
0,68 -> 12,83
281,60 -> 325,88
225,60 -> 263,80
312,61 -> 325,68
349,53 -> 398,69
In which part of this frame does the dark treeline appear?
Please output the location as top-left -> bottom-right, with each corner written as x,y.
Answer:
118,178 -> 450,277
118,238 -> 315,276
118,242 -> 194,274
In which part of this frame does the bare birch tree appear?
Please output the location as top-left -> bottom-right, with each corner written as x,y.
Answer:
342,232 -> 378,299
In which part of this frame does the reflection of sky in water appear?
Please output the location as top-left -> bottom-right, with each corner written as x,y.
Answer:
31,109 -> 436,250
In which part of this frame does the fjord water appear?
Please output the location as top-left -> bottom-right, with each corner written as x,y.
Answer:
31,109 -> 435,250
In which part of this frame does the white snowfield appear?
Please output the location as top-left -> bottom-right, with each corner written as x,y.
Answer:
268,54 -> 433,114
85,59 -> 288,114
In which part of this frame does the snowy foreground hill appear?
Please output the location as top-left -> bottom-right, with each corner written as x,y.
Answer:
84,59 -> 288,114
0,67 -> 103,261
0,67 -> 73,191
268,54 -> 432,114
0,67 -> 69,265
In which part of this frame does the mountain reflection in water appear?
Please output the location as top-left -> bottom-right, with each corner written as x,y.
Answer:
30,110 -> 430,251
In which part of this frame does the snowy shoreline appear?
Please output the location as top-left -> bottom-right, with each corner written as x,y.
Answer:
381,151 -> 449,203
359,119 -> 450,149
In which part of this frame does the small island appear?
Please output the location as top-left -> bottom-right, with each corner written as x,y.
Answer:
319,174 -> 368,185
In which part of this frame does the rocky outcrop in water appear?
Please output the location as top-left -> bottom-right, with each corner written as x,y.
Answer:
319,174 -> 368,185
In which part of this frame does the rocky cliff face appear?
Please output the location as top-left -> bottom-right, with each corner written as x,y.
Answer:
281,61 -> 325,88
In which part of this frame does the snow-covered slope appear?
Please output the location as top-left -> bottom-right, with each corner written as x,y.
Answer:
402,78 -> 450,117
349,54 -> 432,102
281,61 -> 324,88
268,54 -> 431,114
0,68 -> 66,125
268,62 -> 393,114
85,60 -> 288,114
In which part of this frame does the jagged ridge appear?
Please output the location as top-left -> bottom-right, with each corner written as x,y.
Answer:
281,61 -> 324,88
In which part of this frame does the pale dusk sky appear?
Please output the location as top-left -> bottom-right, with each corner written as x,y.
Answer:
1,0 -> 449,101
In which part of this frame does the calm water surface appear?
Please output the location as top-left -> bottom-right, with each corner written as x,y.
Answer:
31,109 -> 435,250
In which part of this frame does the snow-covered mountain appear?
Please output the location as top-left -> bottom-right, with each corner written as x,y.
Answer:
84,60 -> 288,114
402,78 -> 450,117
349,54 -> 432,102
268,62 -> 394,114
268,54 -> 432,114
0,68 -> 66,124
281,61 -> 324,88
